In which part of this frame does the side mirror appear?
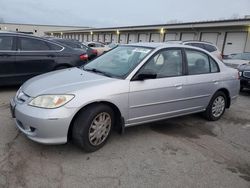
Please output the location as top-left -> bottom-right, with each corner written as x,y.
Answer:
135,70 -> 157,81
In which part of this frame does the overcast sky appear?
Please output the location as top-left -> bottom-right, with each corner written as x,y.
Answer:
0,0 -> 250,27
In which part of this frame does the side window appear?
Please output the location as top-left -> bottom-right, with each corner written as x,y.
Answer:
141,49 -> 183,78
49,43 -> 63,51
210,57 -> 219,73
0,36 -> 14,50
88,43 -> 95,47
186,50 -> 210,75
19,37 -> 50,51
204,44 -> 216,52
187,43 -> 204,49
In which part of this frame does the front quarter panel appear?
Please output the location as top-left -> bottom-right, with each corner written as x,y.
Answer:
65,79 -> 130,121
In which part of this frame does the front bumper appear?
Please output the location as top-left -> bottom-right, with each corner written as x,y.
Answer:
10,98 -> 77,144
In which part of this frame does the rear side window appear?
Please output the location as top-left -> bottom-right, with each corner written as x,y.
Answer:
0,36 -> 14,50
186,50 -> 210,75
19,37 -> 50,51
203,44 -> 217,52
186,50 -> 220,75
210,57 -> 219,73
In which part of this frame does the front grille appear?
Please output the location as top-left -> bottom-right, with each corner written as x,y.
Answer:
16,91 -> 30,103
243,71 -> 250,79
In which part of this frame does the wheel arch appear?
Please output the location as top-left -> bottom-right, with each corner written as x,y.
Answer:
215,88 -> 231,108
67,101 -> 124,141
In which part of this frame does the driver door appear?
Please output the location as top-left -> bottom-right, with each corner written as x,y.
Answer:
128,48 -> 189,126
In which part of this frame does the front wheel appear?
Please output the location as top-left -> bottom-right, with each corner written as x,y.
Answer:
203,91 -> 226,121
72,104 -> 114,152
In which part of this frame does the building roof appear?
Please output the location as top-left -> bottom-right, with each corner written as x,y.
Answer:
0,22 -> 90,29
46,18 -> 250,34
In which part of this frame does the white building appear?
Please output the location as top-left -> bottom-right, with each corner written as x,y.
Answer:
0,22 -> 90,37
47,18 -> 250,55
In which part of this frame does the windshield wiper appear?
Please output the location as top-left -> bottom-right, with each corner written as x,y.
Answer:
83,68 -> 113,78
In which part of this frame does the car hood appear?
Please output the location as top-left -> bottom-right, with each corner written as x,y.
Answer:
238,64 -> 250,71
223,59 -> 250,69
21,68 -> 113,97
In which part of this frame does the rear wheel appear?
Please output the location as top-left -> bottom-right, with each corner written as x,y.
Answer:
203,91 -> 226,121
72,104 -> 114,152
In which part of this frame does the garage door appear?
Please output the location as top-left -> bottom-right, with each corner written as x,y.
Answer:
93,34 -> 98,41
79,34 -> 83,42
164,33 -> 177,41
181,33 -> 195,41
105,34 -> 112,43
112,34 -> 118,43
99,34 -> 104,43
87,34 -> 92,42
83,34 -> 87,42
223,32 -> 247,55
150,33 -> 160,42
201,32 -> 219,45
119,34 -> 127,44
139,34 -> 149,42
128,34 -> 137,43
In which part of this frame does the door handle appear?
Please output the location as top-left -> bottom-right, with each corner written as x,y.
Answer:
174,83 -> 183,89
212,80 -> 219,84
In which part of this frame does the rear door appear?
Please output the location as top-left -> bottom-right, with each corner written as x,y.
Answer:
184,49 -> 221,110
16,36 -> 57,81
0,35 -> 17,85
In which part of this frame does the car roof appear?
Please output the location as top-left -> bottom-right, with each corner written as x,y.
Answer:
123,42 -> 193,49
183,40 -> 215,45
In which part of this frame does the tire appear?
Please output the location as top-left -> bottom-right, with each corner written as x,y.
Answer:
72,104 -> 114,152
203,91 -> 227,121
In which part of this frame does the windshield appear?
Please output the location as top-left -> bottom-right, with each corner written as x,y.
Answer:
83,46 -> 153,78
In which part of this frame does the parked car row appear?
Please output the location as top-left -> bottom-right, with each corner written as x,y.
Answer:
85,41 -> 111,55
222,52 -> 250,91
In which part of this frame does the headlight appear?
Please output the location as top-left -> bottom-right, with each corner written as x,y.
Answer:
29,95 -> 74,109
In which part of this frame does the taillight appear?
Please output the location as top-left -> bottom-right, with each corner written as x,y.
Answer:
80,54 -> 88,61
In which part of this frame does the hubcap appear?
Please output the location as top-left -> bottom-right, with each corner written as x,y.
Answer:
88,112 -> 111,146
212,96 -> 225,118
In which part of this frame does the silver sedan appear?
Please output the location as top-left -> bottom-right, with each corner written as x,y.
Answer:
10,43 -> 240,152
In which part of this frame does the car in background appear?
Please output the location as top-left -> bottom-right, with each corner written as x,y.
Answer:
49,38 -> 98,60
108,43 -> 119,49
238,64 -> 250,91
223,59 -> 249,69
223,52 -> 250,69
224,52 -> 250,61
0,32 -> 88,86
182,41 -> 223,60
10,43 -> 239,152
86,41 -> 111,55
